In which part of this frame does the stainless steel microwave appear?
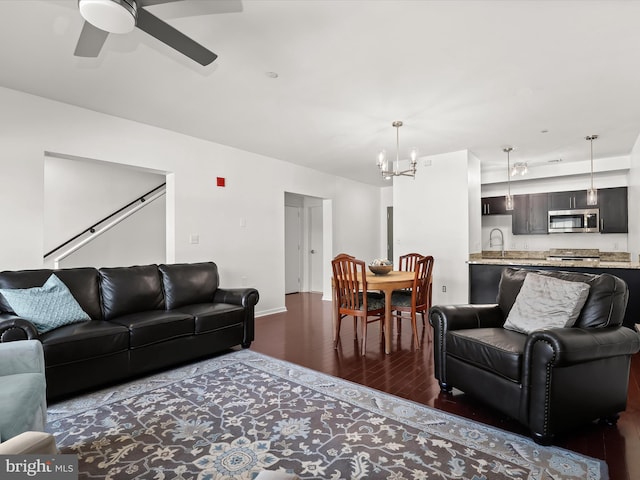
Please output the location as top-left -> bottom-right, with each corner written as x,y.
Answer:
548,209 -> 599,233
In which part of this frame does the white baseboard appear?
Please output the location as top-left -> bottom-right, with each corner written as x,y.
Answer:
255,307 -> 287,317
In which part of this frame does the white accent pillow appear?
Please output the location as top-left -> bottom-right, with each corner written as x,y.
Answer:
503,273 -> 591,334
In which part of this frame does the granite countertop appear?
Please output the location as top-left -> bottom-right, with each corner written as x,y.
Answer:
468,250 -> 640,270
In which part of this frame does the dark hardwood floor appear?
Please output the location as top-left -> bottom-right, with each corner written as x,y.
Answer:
250,292 -> 640,480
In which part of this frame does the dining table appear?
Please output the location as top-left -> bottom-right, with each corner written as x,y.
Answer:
333,270 -> 414,354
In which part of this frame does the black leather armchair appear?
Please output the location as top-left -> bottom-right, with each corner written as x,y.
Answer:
430,267 -> 640,444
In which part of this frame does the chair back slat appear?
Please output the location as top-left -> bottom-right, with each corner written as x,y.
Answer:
413,256 -> 434,308
399,253 -> 424,271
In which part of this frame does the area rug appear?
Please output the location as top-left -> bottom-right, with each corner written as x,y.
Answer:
47,350 -> 607,480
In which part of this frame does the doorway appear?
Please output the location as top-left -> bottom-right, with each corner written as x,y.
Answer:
284,193 -> 325,295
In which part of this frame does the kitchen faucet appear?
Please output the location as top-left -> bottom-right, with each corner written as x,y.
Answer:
489,228 -> 505,258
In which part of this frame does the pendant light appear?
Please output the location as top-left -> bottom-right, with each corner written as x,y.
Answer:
504,146 -> 514,211
586,135 -> 598,205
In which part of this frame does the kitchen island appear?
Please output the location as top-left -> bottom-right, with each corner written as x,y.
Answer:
468,255 -> 640,330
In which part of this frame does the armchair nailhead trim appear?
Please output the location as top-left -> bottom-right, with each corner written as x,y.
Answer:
537,339 -> 556,436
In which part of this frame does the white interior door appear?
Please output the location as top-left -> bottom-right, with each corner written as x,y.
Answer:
309,205 -> 323,292
285,206 -> 302,294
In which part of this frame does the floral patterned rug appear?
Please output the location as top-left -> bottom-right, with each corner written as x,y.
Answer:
47,350 -> 607,480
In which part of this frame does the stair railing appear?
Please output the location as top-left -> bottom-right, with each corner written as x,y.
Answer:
45,183 -> 166,268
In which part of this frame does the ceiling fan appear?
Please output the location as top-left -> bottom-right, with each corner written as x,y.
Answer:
74,0 -> 218,65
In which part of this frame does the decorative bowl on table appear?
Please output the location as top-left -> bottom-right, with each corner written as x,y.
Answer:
369,259 -> 392,275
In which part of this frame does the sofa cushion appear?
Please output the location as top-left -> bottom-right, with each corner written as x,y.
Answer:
504,273 -> 590,334
99,265 -> 164,320
159,262 -> 219,310
0,268 -> 102,320
447,328 -> 526,382
172,303 -> 245,334
0,274 -> 91,333
497,267 -> 628,329
107,311 -> 194,348
39,321 -> 130,366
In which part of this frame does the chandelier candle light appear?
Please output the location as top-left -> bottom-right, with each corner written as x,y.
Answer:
504,146 -> 514,211
377,121 -> 418,179
586,134 -> 598,205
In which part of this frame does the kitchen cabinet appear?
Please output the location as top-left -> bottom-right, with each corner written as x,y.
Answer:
512,193 -> 548,235
599,187 -> 628,233
481,196 -> 508,215
548,190 -> 593,210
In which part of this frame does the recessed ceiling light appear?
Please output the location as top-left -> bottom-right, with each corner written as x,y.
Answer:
265,72 -> 279,79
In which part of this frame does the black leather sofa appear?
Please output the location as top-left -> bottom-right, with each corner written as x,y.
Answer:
430,267 -> 640,444
0,262 -> 259,401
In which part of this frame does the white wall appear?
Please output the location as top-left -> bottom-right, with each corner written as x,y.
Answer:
628,135 -> 640,262
0,86 -> 382,317
394,150 -> 477,305
468,152 -> 482,254
380,186 -> 393,260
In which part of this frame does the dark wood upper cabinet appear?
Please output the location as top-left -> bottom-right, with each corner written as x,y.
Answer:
599,187 -> 628,233
548,190 -> 594,210
484,187 -> 627,235
481,196 -> 508,215
511,193 -> 549,235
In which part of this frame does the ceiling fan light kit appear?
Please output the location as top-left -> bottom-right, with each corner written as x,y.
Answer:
75,0 -> 218,66
79,0 -> 136,34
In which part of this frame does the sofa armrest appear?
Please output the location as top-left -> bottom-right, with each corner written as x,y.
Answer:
0,431 -> 58,455
0,315 -> 39,342
526,327 -> 640,367
429,304 -> 504,390
429,304 -> 504,332
523,326 -> 640,439
0,339 -> 45,377
214,288 -> 259,308
214,288 -> 259,347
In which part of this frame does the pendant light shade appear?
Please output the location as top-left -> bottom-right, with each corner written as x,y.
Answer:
504,147 -> 514,211
586,135 -> 598,206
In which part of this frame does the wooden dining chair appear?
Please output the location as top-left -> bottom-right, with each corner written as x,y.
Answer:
390,255 -> 434,349
397,252 -> 431,326
398,252 -> 424,272
332,253 -> 385,356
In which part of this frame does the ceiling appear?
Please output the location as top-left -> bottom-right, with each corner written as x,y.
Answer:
1,0 -> 640,186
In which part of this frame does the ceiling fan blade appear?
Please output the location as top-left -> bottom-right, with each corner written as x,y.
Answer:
74,21 -> 109,57
140,0 -> 181,6
136,7 -> 218,65
141,0 -> 243,17
138,0 -> 181,7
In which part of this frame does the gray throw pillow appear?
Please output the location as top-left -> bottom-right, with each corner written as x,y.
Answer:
503,272 -> 590,334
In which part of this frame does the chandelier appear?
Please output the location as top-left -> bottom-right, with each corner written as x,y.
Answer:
586,134 -> 598,205
376,121 -> 418,179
